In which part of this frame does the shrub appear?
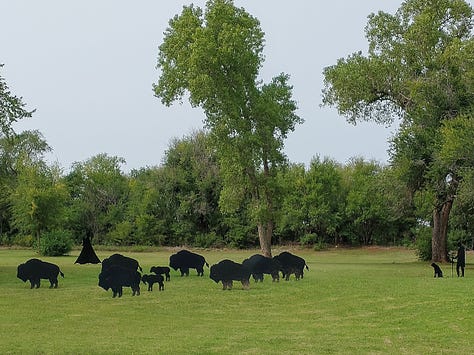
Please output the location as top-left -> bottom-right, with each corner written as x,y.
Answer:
194,232 -> 224,248
414,226 -> 432,261
300,233 -> 328,250
39,230 -> 73,256
11,234 -> 35,247
300,233 -> 318,246
105,221 -> 134,245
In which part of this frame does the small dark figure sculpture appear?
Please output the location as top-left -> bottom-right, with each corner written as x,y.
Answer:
431,263 -> 443,278
455,242 -> 466,277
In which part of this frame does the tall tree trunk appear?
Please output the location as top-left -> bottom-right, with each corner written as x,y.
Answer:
431,199 -> 453,263
36,229 -> 41,252
257,157 -> 274,258
258,221 -> 273,258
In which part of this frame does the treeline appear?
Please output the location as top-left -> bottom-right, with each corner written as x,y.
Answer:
1,129 -> 472,252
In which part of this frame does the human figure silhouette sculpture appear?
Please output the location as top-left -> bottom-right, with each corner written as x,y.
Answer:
453,242 -> 466,277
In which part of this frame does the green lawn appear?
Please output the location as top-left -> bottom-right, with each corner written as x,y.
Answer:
1,247 -> 472,354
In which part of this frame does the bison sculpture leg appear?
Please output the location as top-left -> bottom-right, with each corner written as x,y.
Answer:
223,280 -> 233,290
132,285 -> 140,296
49,278 -> 59,288
112,286 -> 123,298
31,278 -> 41,289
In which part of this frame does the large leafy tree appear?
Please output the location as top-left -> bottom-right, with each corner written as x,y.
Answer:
124,131 -> 223,246
0,64 -> 37,239
9,162 -> 67,248
0,130 -> 51,239
438,112 -> 474,247
162,131 -> 222,243
125,167 -> 167,245
342,159 -> 398,245
276,158 -> 346,245
154,0 -> 302,256
322,0 -> 474,262
65,154 -> 128,243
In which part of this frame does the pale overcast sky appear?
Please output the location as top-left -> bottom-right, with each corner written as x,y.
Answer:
2,1 -> 449,172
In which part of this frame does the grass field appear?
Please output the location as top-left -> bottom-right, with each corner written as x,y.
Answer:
1,247 -> 473,354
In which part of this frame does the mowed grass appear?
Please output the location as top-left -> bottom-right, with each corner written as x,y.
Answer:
1,247 -> 473,354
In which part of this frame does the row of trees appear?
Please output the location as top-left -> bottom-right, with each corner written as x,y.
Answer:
1,128 -> 473,256
2,0 -> 474,262
153,0 -> 474,260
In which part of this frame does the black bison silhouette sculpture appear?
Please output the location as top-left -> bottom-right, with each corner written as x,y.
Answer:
101,253 -> 142,273
142,273 -> 165,291
17,258 -> 64,289
98,264 -> 141,298
242,254 -> 281,282
169,250 -> 209,276
273,252 -> 309,281
98,253 -> 142,297
210,259 -> 251,290
150,266 -> 171,281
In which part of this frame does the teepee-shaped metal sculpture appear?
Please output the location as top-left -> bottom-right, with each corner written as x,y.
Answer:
75,237 -> 101,264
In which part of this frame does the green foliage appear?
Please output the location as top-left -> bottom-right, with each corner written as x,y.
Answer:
38,229 -> 73,256
276,158 -> 347,245
0,64 -> 35,137
2,1 -> 474,258
194,231 -> 223,248
10,234 -> 35,247
105,220 -> 133,246
0,131 -> 421,250
0,131 -> 52,239
342,159 -> 396,245
154,0 -> 302,255
64,153 -> 128,243
414,225 -> 432,261
163,131 -> 222,239
300,233 -> 318,245
322,0 -> 474,261
9,162 -> 68,247
448,168 -> 474,248
275,157 -> 417,247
